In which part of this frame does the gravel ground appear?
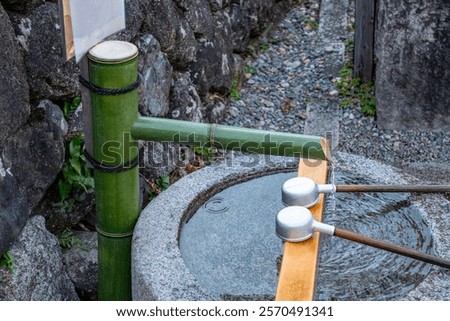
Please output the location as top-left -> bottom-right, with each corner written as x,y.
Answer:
220,0 -> 450,184
223,1 -> 321,134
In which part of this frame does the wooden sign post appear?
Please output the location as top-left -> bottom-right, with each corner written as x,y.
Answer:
59,0 -> 75,60
58,0 -> 126,169
59,0 -> 125,63
353,0 -> 376,82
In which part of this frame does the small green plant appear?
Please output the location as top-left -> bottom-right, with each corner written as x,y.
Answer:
148,174 -> 170,201
305,17 -> 319,31
345,38 -> 354,48
193,146 -> 216,163
0,251 -> 14,273
340,61 -> 353,78
57,229 -> 87,250
358,82 -> 377,116
63,96 -> 81,120
269,37 -> 280,45
336,63 -> 376,117
243,65 -> 257,75
245,43 -> 257,57
259,43 -> 269,52
230,73 -> 240,101
58,134 -> 94,201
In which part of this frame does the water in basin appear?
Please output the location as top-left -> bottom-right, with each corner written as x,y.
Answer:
179,171 -> 433,300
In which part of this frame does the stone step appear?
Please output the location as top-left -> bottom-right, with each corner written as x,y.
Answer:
303,0 -> 348,151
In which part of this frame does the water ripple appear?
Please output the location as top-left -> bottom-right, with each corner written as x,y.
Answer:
315,173 -> 433,300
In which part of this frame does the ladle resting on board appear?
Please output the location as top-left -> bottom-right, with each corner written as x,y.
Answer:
282,176 -> 450,208
275,206 -> 450,269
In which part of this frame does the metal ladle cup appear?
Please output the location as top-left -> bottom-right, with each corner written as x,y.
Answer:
275,206 -> 450,269
276,206 -> 335,242
281,177 -> 335,208
282,176 -> 450,208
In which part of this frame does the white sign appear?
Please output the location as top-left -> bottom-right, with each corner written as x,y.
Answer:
69,0 -> 125,62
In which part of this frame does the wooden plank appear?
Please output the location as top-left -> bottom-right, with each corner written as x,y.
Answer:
58,0 -> 92,163
275,140 -> 329,301
59,0 -> 75,61
79,56 -> 94,168
353,0 -> 375,82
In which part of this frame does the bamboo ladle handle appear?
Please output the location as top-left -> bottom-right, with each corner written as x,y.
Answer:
276,206 -> 450,269
336,185 -> 450,193
334,228 -> 450,269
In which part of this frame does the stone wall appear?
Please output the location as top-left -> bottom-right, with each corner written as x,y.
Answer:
375,0 -> 450,130
0,0 -> 292,299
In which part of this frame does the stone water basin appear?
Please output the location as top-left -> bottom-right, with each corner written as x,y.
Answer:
132,153 -> 450,300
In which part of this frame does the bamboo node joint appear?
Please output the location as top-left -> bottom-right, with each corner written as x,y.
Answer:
96,225 -> 134,239
84,150 -> 139,174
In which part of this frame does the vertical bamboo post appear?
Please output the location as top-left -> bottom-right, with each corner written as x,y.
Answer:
87,41 -> 140,300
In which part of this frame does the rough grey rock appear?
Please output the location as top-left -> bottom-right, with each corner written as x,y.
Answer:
375,0 -> 450,130
0,0 -> 45,14
271,0 -> 294,23
169,72 -> 203,122
141,0 -> 197,69
3,100 -> 65,209
204,51 -> 243,122
229,3 -> 251,52
138,34 -> 173,117
0,174 -> 29,257
62,231 -> 98,301
174,0 -> 214,39
140,141 -> 181,180
67,104 -> 84,134
242,0 -> 274,37
40,99 -> 68,136
228,0 -> 292,51
207,0 -> 231,12
0,215 -> 79,301
11,2 -> 79,101
205,97 -> 227,123
0,3 -> 30,144
120,0 -> 145,41
37,191 -> 96,234
189,10 -> 234,97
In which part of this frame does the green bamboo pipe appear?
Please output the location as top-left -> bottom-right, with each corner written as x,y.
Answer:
132,117 -> 330,160
87,41 -> 140,301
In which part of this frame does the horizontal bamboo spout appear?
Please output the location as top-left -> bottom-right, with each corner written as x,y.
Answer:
131,117 -> 330,160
